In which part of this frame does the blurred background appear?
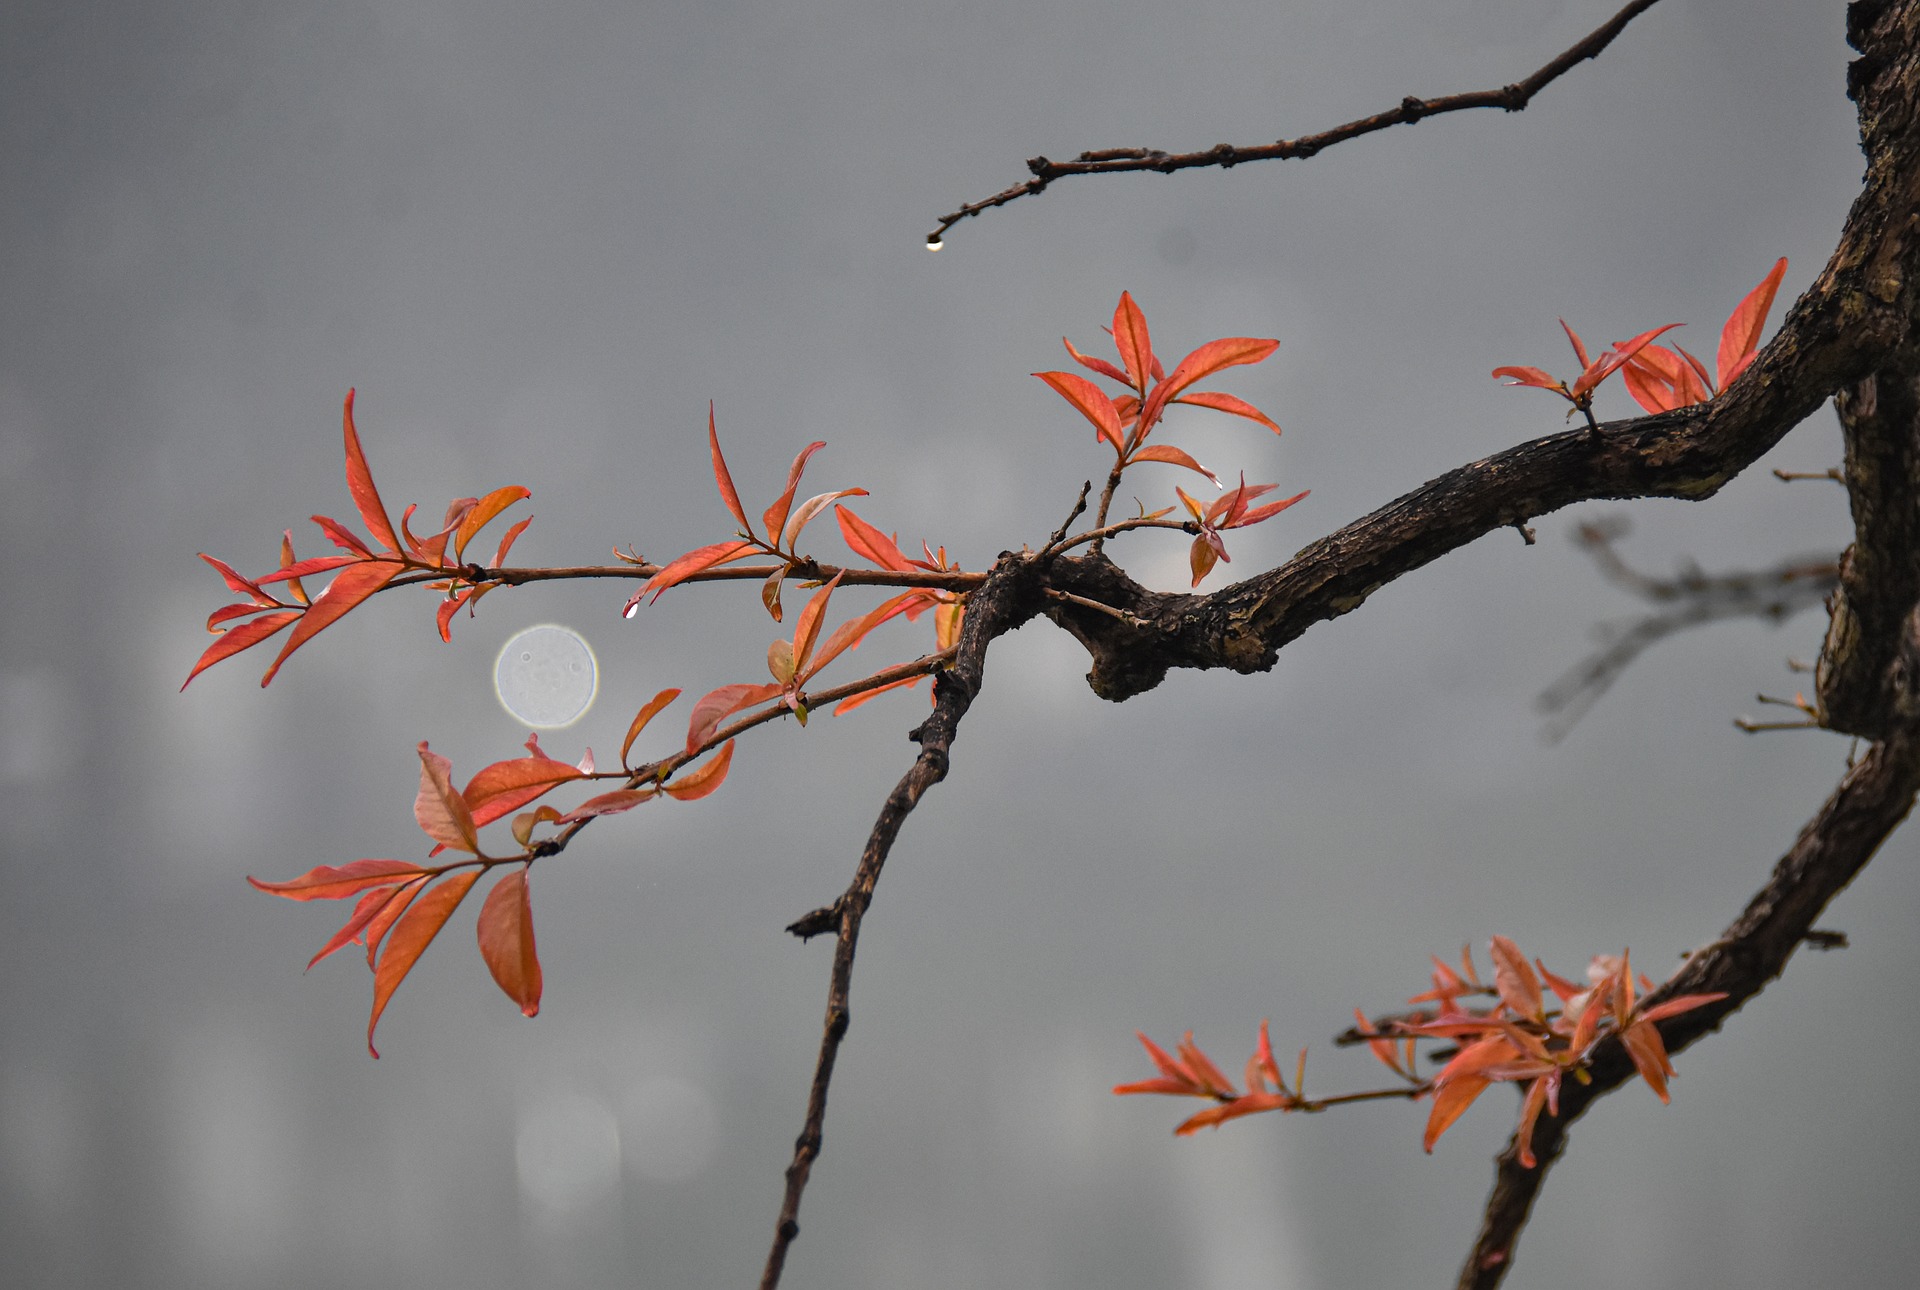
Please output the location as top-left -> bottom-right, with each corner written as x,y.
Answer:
4,2 -> 1913,1286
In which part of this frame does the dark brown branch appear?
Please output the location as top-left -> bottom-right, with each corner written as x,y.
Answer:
759,555 -> 1042,1290
1454,725 -> 1920,1288
927,0 -> 1664,245
1817,369 -> 1920,735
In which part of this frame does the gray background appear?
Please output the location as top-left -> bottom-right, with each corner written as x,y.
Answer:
4,2 -> 1913,1287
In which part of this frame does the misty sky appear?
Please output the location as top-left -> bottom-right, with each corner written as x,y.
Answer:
4,2 -> 1914,1288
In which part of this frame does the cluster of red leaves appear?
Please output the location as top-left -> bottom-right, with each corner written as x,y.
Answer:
1116,938 -> 1724,1167
183,391 -> 532,690
1493,259 -> 1786,419
248,693 -> 738,1057
1402,937 -> 1725,1167
1035,293 -> 1307,585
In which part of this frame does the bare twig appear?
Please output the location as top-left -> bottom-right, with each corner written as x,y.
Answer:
760,557 -> 1039,1290
927,0 -> 1665,245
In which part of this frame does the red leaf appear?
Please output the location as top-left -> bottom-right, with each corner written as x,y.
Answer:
1717,257 -> 1788,388
1491,366 -> 1562,391
707,405 -> 753,538
835,505 -> 915,572
1172,390 -> 1282,434
621,688 -> 683,767
198,553 -> 276,606
342,390 -> 402,555
1063,337 -> 1129,385
1230,489 -> 1309,528
1128,443 -> 1220,486
782,488 -> 868,550
630,540 -> 756,610
662,739 -> 734,800
181,609 -> 301,690
556,787 -> 657,822
435,586 -> 480,642
307,884 -> 407,970
310,515 -> 376,558
807,591 -> 922,679
415,742 -> 480,854
1489,935 -> 1543,1020
685,682 -> 782,753
258,560 -> 405,686
461,751 -> 585,828
1569,324 -> 1682,401
1034,371 -> 1126,455
1111,292 -> 1154,392
492,516 -> 532,567
476,868 -> 543,1017
790,573 -> 844,677
362,875 -> 429,967
367,870 -> 481,1057
256,555 -> 361,585
762,441 -> 826,545
454,485 -> 533,560
831,672 -> 923,716
1140,336 -> 1280,433
1423,1074 -> 1492,1153
248,858 -> 430,901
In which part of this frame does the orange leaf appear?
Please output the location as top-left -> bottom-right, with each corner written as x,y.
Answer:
341,390 -> 402,554
662,739 -> 735,800
181,609 -> 302,690
1423,1074 -> 1492,1153
1034,370 -> 1126,455
415,742 -> 480,854
1128,443 -> 1220,486
762,441 -> 826,544
476,868 -> 542,1017
629,539 -> 757,610
835,505 -> 915,572
782,488 -> 868,550
685,682 -> 782,753
362,874 -> 429,968
461,750 -> 585,828
492,516 -> 532,567
1172,389 -> 1282,434
621,688 -> 683,767
310,515 -> 375,559
1491,365 -> 1562,391
707,404 -> 753,538
1514,1075 -> 1553,1168
1111,291 -> 1155,392
1231,489 -> 1309,528
1139,336 -> 1280,433
367,870 -> 481,1057
258,560 -> 405,686
831,673 -> 923,715
1619,1020 -> 1674,1103
1489,935 -> 1543,1020
306,884 -> 409,970
1717,257 -> 1788,388
1063,336 -> 1129,385
790,572 -> 844,677
247,858 -> 430,901
806,590 -> 921,681
556,787 -> 657,822
454,485 -> 533,560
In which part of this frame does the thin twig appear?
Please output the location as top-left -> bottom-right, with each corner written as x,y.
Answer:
1045,481 -> 1094,552
759,557 -> 1037,1290
1045,587 -> 1150,628
927,0 -> 1666,245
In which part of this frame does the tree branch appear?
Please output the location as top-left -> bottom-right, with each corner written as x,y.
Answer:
927,0 -> 1666,246
759,554 -> 1042,1290
1455,723 -> 1920,1287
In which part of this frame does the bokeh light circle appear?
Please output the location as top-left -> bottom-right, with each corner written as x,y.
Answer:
494,625 -> 598,728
